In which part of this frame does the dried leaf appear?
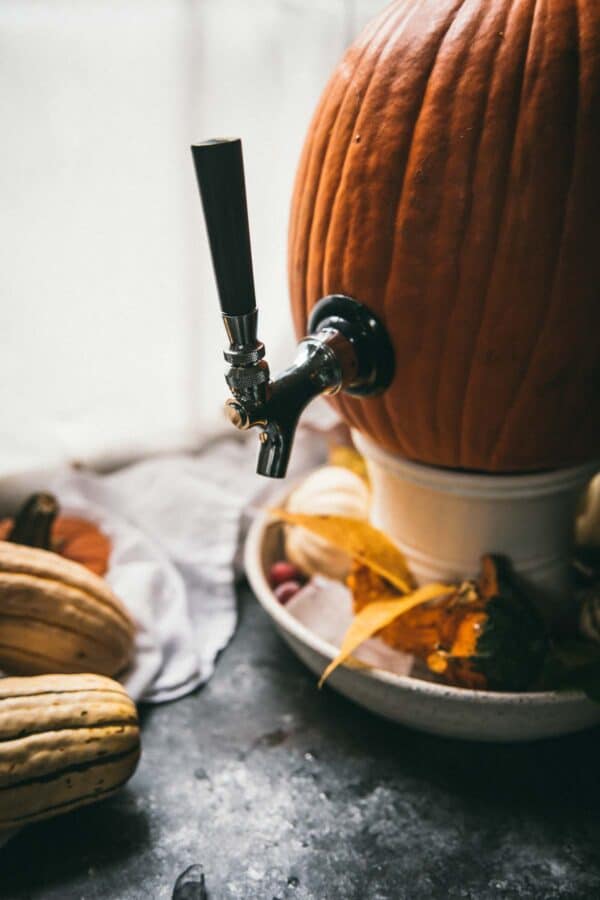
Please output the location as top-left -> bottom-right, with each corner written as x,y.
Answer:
328,445 -> 370,484
350,564 -> 454,656
319,582 -> 453,686
272,511 -> 414,594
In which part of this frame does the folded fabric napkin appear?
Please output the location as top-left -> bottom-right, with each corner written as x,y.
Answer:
49,447 -> 248,703
37,411 -> 334,704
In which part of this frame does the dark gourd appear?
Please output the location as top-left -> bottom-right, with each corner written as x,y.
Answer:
351,554 -> 548,690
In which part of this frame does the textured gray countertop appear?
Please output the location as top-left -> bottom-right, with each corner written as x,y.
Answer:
2,583 -> 600,900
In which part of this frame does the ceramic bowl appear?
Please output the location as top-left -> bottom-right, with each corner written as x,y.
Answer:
244,505 -> 600,742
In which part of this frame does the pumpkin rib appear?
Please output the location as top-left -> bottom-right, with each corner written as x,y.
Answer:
354,0 -> 446,453
289,90 -> 335,337
457,0 -> 538,466
321,0 -> 420,296
329,1 -> 468,458
426,0 -> 493,461
299,0 -> 407,332
434,0 -> 525,466
307,2 -> 404,319
298,39 -> 370,329
431,0 -> 514,464
338,0 -> 454,451
289,14 -> 362,330
473,0 -> 581,469
489,0 -> 582,466
408,0 -> 493,461
550,0 -> 600,459
316,20 -> 388,439
380,0 -> 469,460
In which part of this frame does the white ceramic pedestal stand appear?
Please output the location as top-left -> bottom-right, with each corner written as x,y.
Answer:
353,432 -> 599,624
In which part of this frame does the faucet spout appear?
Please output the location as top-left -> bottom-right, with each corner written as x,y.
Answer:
220,296 -> 394,478
255,336 -> 345,477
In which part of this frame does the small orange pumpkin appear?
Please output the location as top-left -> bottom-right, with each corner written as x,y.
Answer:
0,493 -> 111,576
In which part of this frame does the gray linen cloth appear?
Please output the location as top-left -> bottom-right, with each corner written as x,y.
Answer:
47,416 -> 331,703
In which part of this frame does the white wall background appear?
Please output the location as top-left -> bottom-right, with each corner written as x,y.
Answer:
0,0 -> 385,477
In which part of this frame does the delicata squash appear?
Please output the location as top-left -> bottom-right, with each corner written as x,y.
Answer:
0,673 -> 140,829
0,542 -> 134,677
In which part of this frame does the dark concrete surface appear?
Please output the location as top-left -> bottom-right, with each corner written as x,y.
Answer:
2,583 -> 600,900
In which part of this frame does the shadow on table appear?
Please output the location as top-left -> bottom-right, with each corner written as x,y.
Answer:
314,675 -> 600,818
259,620 -> 600,823
0,787 -> 150,896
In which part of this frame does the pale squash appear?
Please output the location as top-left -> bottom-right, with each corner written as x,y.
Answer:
0,542 -> 134,677
0,673 -> 140,829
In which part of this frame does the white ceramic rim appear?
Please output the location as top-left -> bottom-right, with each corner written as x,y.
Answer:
245,490 -> 587,709
352,431 -> 600,500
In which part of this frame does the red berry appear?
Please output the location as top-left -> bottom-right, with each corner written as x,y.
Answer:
269,560 -> 303,588
274,580 -> 302,605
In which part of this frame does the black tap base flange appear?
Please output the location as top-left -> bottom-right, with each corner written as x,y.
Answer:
308,295 -> 395,397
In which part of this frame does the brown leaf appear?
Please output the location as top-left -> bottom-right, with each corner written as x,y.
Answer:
319,581 -> 453,686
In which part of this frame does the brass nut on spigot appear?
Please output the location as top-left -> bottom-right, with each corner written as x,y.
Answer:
225,399 -> 249,430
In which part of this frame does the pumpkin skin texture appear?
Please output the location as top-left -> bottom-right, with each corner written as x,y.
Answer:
289,0 -> 600,471
0,673 -> 140,829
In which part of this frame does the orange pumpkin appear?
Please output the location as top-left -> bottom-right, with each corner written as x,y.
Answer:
289,0 -> 600,472
0,494 -> 111,576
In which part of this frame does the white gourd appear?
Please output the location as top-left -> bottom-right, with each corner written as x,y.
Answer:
284,466 -> 370,581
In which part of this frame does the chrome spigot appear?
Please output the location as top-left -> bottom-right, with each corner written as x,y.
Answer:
191,138 -> 394,478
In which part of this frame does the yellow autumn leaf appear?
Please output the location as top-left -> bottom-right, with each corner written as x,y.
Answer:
272,511 -> 414,594
319,582 -> 453,686
328,445 -> 370,484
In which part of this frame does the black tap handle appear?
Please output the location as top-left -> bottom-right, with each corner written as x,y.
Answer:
191,138 -> 256,317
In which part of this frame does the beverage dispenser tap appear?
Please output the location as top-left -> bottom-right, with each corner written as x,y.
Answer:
191,138 -> 394,478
